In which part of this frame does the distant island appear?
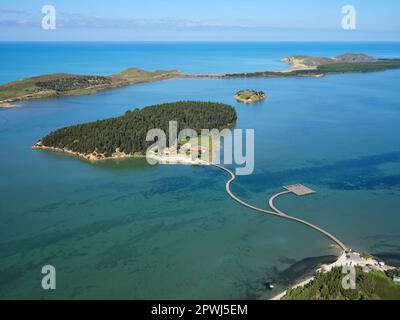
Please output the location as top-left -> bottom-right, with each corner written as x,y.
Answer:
2,53 -> 400,107
0,68 -> 183,107
33,101 -> 237,161
235,90 -> 266,103
225,53 -> 400,78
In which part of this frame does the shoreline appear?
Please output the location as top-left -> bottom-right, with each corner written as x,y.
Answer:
3,54 -> 400,107
269,251 -> 391,300
275,59 -> 318,73
32,144 -> 145,161
32,143 -> 211,166
270,252 -> 347,300
0,76 -> 178,108
0,102 -> 19,108
270,276 -> 315,300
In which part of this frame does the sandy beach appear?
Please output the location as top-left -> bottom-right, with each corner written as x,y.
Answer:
0,102 -> 19,108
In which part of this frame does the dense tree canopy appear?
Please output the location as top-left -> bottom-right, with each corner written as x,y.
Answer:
283,267 -> 400,300
40,101 -> 237,157
35,76 -> 112,92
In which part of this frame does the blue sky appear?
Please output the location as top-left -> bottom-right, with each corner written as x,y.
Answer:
1,0 -> 399,41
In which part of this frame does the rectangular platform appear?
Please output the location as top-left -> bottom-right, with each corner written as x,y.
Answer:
284,184 -> 315,196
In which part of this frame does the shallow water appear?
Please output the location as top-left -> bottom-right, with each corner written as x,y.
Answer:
0,43 -> 400,299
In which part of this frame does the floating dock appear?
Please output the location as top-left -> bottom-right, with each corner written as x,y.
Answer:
284,184 -> 315,196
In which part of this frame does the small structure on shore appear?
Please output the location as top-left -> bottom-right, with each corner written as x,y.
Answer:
162,143 -> 207,158
179,143 -> 192,151
190,146 -> 207,154
164,145 -> 178,155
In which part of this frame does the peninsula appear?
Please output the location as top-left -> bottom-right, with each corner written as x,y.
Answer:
2,53 -> 400,107
225,53 -> 400,78
33,101 -> 237,161
0,68 -> 183,107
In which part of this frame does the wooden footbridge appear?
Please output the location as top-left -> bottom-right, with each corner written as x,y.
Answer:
211,164 -> 349,252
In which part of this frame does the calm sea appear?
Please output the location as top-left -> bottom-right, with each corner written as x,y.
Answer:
0,42 -> 400,299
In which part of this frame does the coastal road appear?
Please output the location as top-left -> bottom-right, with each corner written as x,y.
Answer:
211,164 -> 349,252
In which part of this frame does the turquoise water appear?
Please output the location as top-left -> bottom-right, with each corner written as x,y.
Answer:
0,42 -> 400,299
2,42 -> 400,83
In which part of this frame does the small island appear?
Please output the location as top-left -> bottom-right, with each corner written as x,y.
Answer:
234,90 -> 266,103
33,101 -> 237,162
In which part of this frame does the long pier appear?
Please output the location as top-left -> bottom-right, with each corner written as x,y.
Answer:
211,164 -> 349,252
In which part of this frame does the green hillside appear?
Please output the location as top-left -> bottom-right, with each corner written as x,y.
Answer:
283,267 -> 400,300
0,68 -> 182,103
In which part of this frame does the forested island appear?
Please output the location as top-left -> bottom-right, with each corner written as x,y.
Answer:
235,90 -> 266,103
2,53 -> 400,107
33,101 -> 237,161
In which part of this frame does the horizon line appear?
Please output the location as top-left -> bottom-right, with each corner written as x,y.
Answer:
1,40 -> 400,43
